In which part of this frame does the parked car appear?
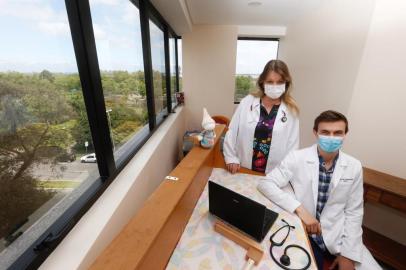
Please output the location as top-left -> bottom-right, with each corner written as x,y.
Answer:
80,153 -> 97,163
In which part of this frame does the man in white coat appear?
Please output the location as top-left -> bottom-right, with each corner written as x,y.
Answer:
258,110 -> 381,270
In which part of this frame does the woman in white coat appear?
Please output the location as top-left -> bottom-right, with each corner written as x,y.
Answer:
224,60 -> 299,174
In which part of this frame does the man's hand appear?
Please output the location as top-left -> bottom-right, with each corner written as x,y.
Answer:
329,255 -> 355,270
226,163 -> 240,174
295,205 -> 322,235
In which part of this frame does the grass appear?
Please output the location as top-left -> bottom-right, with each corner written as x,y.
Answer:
37,180 -> 80,189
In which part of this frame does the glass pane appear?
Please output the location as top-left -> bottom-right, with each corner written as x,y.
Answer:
149,20 -> 167,121
169,36 -> 177,106
0,0 -> 99,258
235,40 -> 279,102
89,0 -> 149,160
177,39 -> 182,92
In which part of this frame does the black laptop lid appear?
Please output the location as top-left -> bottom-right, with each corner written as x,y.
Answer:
208,181 -> 266,241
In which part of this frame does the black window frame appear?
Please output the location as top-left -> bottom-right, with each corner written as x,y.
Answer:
176,37 -> 182,94
3,0 -> 181,269
234,37 -> 280,104
168,32 -> 179,110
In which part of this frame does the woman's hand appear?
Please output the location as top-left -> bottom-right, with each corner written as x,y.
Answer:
226,163 -> 240,174
329,255 -> 355,270
295,205 -> 322,235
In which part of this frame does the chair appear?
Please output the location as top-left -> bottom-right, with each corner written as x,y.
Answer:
212,115 -> 230,128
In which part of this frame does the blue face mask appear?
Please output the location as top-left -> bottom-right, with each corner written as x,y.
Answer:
318,135 -> 343,153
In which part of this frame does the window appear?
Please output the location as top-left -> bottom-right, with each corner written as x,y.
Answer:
177,38 -> 183,92
89,0 -> 149,161
0,0 -> 99,265
149,19 -> 167,123
169,35 -> 177,106
234,38 -> 279,102
0,0 -> 180,268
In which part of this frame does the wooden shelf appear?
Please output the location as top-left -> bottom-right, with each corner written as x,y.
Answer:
363,167 -> 406,213
363,167 -> 406,269
363,227 -> 406,270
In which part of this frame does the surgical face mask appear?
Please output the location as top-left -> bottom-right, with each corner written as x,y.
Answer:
264,83 -> 286,99
318,135 -> 344,153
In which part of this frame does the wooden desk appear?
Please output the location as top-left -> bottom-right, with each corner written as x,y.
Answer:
165,168 -> 316,269
90,125 -> 316,269
90,125 -> 226,270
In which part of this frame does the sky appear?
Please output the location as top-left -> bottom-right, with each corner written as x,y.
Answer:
0,0 -> 277,75
236,40 -> 278,75
0,0 -> 79,72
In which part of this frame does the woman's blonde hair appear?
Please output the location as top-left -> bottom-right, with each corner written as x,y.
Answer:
252,59 -> 299,115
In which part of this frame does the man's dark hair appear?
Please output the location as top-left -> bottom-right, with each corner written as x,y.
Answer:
313,110 -> 349,133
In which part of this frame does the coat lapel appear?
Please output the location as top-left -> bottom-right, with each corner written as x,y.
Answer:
272,101 -> 287,132
329,152 -> 348,193
305,145 -> 319,213
247,97 -> 260,123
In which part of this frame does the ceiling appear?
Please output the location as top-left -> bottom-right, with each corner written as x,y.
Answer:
186,0 -> 323,26
151,0 -> 324,35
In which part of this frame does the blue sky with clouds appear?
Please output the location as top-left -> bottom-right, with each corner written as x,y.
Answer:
0,0 -> 152,73
0,0 -> 277,75
0,0 -> 79,72
236,40 -> 278,75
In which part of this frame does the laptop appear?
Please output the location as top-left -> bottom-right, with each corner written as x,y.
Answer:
208,181 -> 278,242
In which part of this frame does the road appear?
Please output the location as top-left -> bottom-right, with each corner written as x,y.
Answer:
32,160 -> 98,182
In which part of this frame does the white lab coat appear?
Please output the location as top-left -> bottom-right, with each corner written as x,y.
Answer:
223,94 -> 299,174
258,144 -> 381,270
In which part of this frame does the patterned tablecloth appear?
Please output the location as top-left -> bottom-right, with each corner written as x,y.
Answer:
166,168 -> 317,270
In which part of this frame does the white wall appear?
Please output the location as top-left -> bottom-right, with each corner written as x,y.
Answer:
345,0 -> 406,244
278,0 -> 406,244
279,0 -> 406,179
346,0 -> 406,179
278,0 -> 376,148
183,25 -> 238,130
40,107 -> 186,270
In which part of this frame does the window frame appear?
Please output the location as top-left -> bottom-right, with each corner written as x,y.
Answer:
234,37 -> 280,104
175,37 -> 180,94
3,0 -> 181,269
176,37 -> 182,94
168,33 -> 180,109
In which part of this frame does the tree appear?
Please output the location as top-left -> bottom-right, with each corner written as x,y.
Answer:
39,69 -> 55,83
54,73 -> 81,92
68,91 -> 93,151
235,75 -> 256,99
0,72 -> 72,239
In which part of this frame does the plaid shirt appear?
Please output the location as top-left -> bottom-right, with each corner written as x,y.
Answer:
311,153 -> 339,251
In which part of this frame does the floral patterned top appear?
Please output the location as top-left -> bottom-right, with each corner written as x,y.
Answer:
252,103 -> 280,172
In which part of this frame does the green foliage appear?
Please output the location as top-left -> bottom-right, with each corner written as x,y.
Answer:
37,180 -> 80,189
100,71 -> 146,97
0,171 -> 53,239
113,121 -> 141,144
0,69 -> 150,239
39,70 -> 55,83
0,72 -> 73,125
0,72 -> 74,239
235,75 -> 256,101
54,73 -> 81,92
68,91 -> 93,151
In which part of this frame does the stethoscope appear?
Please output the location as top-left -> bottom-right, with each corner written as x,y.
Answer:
250,104 -> 288,123
269,219 -> 311,270
281,111 -> 287,122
